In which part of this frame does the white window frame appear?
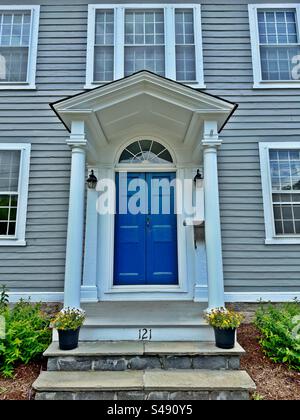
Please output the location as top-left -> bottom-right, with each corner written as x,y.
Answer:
0,5 -> 39,90
249,4 -> 300,89
0,143 -> 31,246
86,3 -> 205,89
259,142 -> 300,245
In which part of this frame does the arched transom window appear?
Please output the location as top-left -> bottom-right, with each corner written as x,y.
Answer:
119,140 -> 173,164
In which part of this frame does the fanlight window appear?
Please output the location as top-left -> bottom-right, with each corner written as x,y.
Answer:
119,140 -> 173,164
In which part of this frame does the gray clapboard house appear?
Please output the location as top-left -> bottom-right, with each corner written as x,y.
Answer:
0,0 -> 299,399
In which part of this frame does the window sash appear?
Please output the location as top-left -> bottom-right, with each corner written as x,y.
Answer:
269,147 -> 300,237
0,9 -> 33,84
0,149 -> 21,238
175,9 -> 196,82
0,144 -> 30,247
0,6 -> 39,89
0,194 -> 18,237
249,4 -> 300,87
257,9 -> 300,81
86,4 -> 204,87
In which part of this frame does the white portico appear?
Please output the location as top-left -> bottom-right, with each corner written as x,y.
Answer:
51,71 -> 237,340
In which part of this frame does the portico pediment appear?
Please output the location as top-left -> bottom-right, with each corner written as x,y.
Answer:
51,71 -> 237,159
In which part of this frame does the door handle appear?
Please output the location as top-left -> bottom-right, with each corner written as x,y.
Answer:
146,216 -> 150,228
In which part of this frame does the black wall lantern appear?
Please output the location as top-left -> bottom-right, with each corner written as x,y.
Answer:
194,169 -> 203,184
86,170 -> 98,189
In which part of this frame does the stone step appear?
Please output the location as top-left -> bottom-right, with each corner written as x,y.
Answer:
45,341 -> 244,371
33,370 -> 256,400
70,324 -> 215,342
61,302 -> 214,342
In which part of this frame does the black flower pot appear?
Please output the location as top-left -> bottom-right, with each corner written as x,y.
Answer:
214,327 -> 236,349
58,328 -> 80,350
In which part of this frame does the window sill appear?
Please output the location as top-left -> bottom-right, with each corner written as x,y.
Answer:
0,84 -> 36,90
0,239 -> 26,246
265,237 -> 300,245
253,82 -> 300,89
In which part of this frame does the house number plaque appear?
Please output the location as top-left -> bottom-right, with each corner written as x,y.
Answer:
138,328 -> 152,340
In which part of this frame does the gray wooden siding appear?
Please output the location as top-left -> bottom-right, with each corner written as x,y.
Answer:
0,0 -> 299,294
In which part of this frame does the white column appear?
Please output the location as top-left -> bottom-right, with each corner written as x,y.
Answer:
64,121 -> 87,309
82,174 -> 99,301
202,121 -> 225,310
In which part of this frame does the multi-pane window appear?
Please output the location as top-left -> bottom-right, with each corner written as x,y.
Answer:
269,149 -> 300,235
175,9 -> 196,82
0,11 -> 30,82
258,10 -> 300,80
124,10 -> 165,77
86,4 -> 204,88
249,5 -> 300,87
0,150 -> 20,237
94,10 -> 114,82
0,7 -> 39,88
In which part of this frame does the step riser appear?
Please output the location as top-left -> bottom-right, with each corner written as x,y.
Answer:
35,390 -> 250,401
53,327 -> 215,342
47,355 -> 240,372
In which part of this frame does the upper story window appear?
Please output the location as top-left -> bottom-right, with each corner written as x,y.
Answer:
249,4 -> 300,88
86,4 -> 204,88
0,144 -> 31,246
0,6 -> 39,90
259,142 -> 300,244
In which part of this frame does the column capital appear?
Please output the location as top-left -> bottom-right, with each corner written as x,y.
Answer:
66,120 -> 87,149
201,120 -> 222,148
67,142 -> 87,151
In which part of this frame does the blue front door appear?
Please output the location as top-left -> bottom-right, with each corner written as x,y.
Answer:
114,172 -> 178,285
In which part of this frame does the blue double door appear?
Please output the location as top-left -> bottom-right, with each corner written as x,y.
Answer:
114,172 -> 178,285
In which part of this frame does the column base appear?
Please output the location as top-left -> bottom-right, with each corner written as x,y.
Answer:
80,286 -> 98,302
194,285 -> 208,302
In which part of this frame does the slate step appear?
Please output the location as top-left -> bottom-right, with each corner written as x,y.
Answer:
62,302 -> 215,342
33,370 -> 256,400
44,341 -> 245,371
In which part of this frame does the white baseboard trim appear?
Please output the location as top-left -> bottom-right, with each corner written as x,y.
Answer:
225,292 -> 300,303
7,291 -> 300,304
8,292 -> 64,303
7,290 -> 98,303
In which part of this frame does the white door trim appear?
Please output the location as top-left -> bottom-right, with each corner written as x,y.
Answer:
97,166 -> 192,301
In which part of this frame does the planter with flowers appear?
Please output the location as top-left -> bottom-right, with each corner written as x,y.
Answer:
51,307 -> 85,350
206,308 -> 244,349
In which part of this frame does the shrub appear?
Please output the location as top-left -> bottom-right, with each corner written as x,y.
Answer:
0,299 -> 52,378
255,301 -> 300,372
206,307 -> 244,329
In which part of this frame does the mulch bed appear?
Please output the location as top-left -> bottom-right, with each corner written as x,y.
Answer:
238,323 -> 300,401
0,324 -> 299,400
0,361 -> 42,400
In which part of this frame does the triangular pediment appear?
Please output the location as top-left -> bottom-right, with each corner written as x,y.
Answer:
51,71 -> 237,153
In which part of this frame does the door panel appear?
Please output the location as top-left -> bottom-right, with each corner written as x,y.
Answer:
114,172 -> 178,285
114,172 -> 146,285
146,172 -> 178,285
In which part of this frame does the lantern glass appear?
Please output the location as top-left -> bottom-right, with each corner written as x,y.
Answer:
87,170 -> 98,189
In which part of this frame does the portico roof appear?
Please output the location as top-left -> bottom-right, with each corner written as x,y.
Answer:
50,71 -> 237,160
